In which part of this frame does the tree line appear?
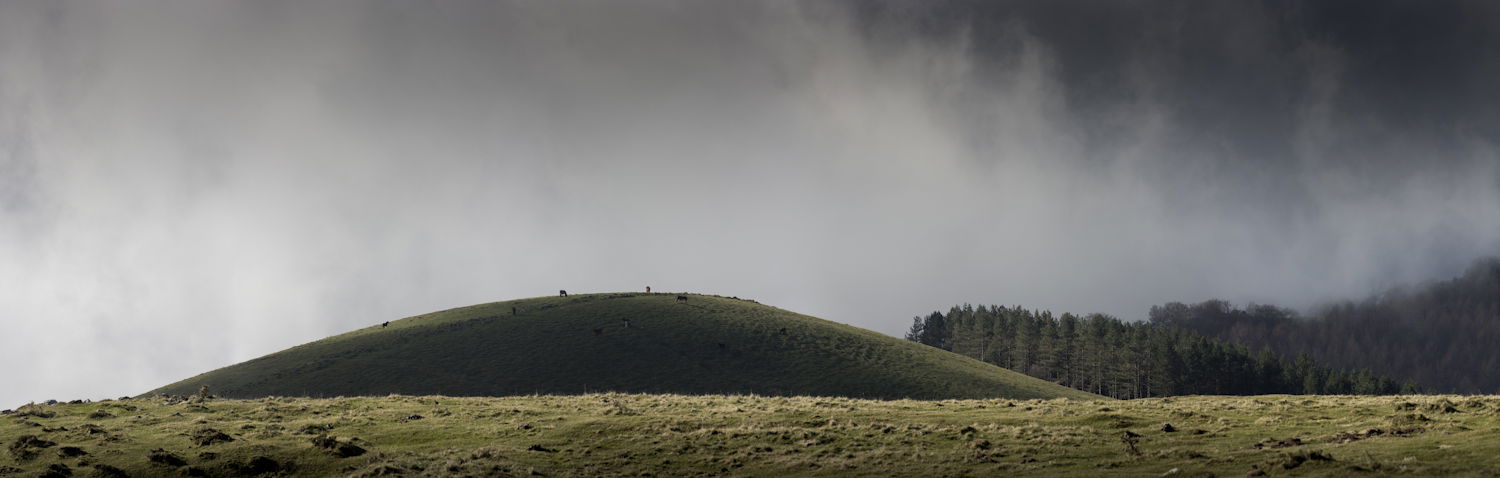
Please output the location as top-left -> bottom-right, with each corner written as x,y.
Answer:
1152,257 -> 1500,394
906,304 -> 1416,399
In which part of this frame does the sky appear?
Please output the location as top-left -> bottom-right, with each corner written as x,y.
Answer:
2,1 -> 1499,406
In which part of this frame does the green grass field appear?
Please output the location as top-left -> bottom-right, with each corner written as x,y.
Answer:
148,293 -> 1094,401
19,294 -> 1486,476
4,393 -> 1498,477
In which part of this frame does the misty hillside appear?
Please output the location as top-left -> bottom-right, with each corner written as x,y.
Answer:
907,304 -> 1409,399
147,293 -> 1099,401
1151,258 -> 1500,394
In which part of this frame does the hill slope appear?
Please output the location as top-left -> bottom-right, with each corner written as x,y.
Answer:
148,293 -> 1098,400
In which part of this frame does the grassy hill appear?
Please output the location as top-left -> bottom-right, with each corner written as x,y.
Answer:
147,293 -> 1098,401
4,394 -> 1497,477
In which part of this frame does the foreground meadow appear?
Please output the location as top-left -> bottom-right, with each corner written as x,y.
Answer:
3,393 -> 1498,477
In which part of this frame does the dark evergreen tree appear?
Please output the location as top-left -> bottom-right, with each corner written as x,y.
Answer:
906,311 -> 950,351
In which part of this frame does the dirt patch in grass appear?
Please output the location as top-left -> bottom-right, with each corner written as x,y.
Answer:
232,456 -> 285,475
89,463 -> 130,477
295,423 -> 334,435
12,405 -> 56,419
8,435 -> 56,460
147,448 -> 188,467
1251,436 -> 1303,449
527,444 -> 559,453
345,463 -> 409,477
1329,427 -> 1425,444
1272,450 -> 1335,470
37,463 -> 70,478
56,446 -> 87,458
310,435 -> 366,458
75,424 -> 107,436
190,428 -> 234,447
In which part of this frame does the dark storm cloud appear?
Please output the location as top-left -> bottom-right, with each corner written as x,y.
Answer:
1,1 -> 1497,406
855,0 -> 1500,286
860,1 -> 1500,176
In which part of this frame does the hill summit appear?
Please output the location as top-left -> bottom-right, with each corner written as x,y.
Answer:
149,293 -> 1098,400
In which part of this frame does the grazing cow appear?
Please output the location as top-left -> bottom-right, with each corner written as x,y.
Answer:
382,322 -> 389,328
717,343 -> 727,350
676,295 -> 688,301
778,327 -> 787,335
559,290 -> 568,297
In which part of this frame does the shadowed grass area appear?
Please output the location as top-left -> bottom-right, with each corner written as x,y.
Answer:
4,394 -> 1498,477
146,293 -> 1097,400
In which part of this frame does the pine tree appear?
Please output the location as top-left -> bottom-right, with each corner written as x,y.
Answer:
904,316 -> 924,343
919,311 -> 949,351
1057,313 -> 1079,387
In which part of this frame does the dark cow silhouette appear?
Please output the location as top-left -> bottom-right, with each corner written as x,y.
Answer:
593,328 -> 603,336
717,342 -> 727,350
676,295 -> 688,301
559,290 -> 568,297
778,327 -> 787,335
382,321 -> 389,328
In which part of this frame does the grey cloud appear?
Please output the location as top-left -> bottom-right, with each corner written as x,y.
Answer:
1,1 -> 1497,406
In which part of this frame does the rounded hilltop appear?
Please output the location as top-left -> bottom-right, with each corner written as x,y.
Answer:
149,293 -> 1100,400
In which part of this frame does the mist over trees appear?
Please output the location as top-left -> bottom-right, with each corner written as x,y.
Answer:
1152,258 -> 1500,394
906,305 -> 1411,399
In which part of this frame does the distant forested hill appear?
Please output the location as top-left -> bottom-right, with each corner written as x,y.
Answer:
905,304 -> 1411,399
1150,258 -> 1500,394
